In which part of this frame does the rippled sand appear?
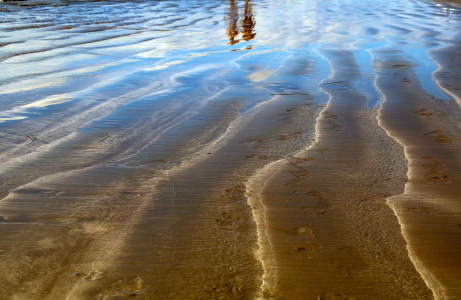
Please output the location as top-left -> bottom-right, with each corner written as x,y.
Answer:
1,0 -> 461,299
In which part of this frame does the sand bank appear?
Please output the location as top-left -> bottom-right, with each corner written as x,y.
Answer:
1,0 -> 461,298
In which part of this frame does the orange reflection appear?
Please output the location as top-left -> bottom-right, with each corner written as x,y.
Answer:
241,0 -> 256,41
226,0 -> 256,45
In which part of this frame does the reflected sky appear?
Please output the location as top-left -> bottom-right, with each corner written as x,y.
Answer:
1,1 -> 461,298
0,0 -> 461,117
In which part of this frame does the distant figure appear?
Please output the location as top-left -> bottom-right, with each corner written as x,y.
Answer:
226,0 -> 256,45
241,0 -> 256,41
226,0 -> 240,44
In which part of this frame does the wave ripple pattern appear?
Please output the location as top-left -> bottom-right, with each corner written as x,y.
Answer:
1,0 -> 461,299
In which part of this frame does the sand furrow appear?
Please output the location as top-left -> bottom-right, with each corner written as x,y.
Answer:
1,0 -> 461,298
246,47 -> 432,299
374,48 -> 461,299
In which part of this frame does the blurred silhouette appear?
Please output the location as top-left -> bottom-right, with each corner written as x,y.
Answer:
226,0 -> 240,44
226,0 -> 256,45
241,0 -> 256,41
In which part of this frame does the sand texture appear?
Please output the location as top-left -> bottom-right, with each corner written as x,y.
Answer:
1,0 -> 461,299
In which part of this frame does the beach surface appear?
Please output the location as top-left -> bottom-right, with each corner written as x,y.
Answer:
1,0 -> 461,299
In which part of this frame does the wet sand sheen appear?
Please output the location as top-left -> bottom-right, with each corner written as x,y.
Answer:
44,92 -> 322,299
247,49 -> 432,299
375,49 -> 461,299
1,0 -> 461,299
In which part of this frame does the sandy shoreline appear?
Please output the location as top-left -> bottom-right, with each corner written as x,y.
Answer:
1,0 -> 461,298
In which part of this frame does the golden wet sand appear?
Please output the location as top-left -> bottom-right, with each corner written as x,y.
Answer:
1,0 -> 461,299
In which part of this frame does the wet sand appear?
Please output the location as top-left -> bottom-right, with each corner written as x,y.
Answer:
1,0 -> 461,299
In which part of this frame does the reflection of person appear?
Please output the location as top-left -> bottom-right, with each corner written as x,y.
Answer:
226,0 -> 240,45
241,0 -> 256,41
226,0 -> 256,45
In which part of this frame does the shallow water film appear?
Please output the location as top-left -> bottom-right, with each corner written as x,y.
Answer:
1,0 -> 461,298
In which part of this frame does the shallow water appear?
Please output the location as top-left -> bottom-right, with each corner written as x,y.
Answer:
1,0 -> 461,299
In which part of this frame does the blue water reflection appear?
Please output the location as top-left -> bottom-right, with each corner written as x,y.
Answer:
0,0 -> 460,123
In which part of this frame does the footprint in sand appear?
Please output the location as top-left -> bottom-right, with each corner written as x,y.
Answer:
293,242 -> 322,255
84,270 -> 103,281
98,276 -> 148,297
43,190 -> 65,197
272,225 -> 313,237
323,120 -> 342,131
337,246 -> 370,277
290,169 -> 311,183
215,211 -> 243,228
212,185 -> 245,205
242,137 -> 265,143
416,108 -> 433,116
73,270 -> 103,281
308,145 -> 330,154
424,130 -> 453,143
275,132 -> 301,140
296,227 -> 314,237
272,225 -> 321,257
293,228 -> 322,257
245,154 -> 271,160
421,156 -> 450,183
415,107 -> 446,117
317,292 -> 354,300
287,156 -> 313,164
301,191 -> 331,216
359,192 -> 393,208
